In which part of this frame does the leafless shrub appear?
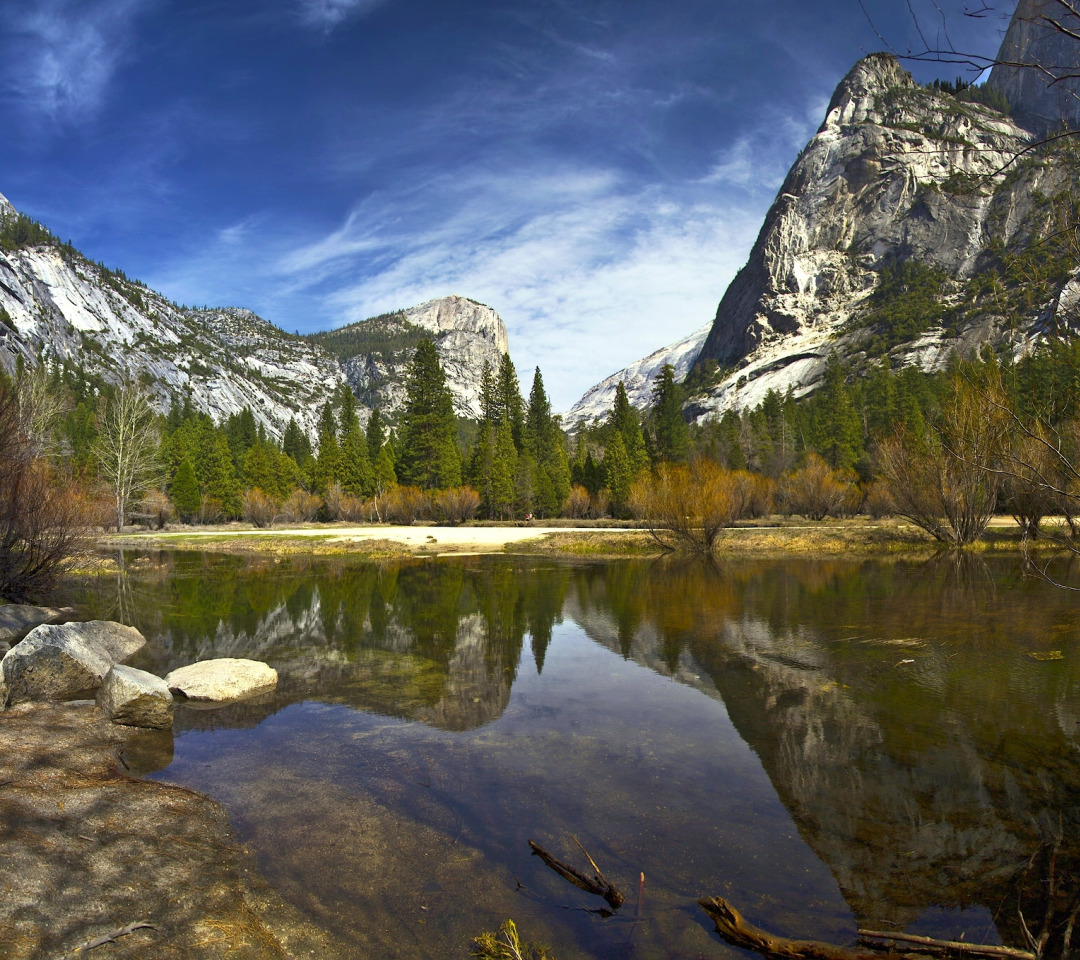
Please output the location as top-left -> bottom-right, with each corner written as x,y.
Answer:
629,460 -> 747,554
877,373 -> 1007,546
777,454 -> 860,520
734,470 -> 775,518
862,480 -> 896,519
243,487 -> 280,528
198,495 -> 224,524
138,489 -> 175,529
382,485 -> 429,525
433,486 -> 481,525
0,379 -> 93,601
590,489 -> 611,519
281,488 -> 322,524
563,484 -> 591,519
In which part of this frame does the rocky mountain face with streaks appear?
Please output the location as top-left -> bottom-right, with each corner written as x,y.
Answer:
571,2 -> 1080,421
0,193 -> 510,436
307,295 -> 509,421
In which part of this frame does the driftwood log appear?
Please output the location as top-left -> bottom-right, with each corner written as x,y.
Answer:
529,837 -> 625,911
699,897 -> 1036,960
50,921 -> 155,960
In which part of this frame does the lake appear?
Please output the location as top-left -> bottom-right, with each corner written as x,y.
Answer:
73,551 -> 1080,960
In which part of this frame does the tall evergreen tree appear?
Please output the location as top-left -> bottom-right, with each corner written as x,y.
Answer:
340,424 -> 374,497
610,381 -> 649,475
315,401 -> 341,493
492,420 -> 518,519
171,458 -> 201,520
366,407 -> 386,463
650,364 -> 689,463
397,339 -> 462,489
496,354 -> 525,451
282,417 -> 312,465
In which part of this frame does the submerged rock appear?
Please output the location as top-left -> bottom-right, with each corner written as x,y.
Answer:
164,658 -> 278,703
2,624 -> 114,706
97,664 -> 173,730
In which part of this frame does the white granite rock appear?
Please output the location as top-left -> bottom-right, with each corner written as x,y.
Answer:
2,624 -> 114,706
97,664 -> 173,729
164,658 -> 278,703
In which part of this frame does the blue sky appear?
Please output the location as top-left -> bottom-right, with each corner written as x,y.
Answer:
0,0 -> 1012,410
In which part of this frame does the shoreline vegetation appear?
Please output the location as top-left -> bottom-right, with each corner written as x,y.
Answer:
93,514 -> 1067,561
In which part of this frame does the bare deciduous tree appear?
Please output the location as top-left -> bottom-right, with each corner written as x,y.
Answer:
93,384 -> 163,533
0,377 -> 91,601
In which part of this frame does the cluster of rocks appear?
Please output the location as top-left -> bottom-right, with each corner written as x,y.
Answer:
0,605 -> 278,730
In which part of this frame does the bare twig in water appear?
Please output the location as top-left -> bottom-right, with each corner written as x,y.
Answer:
50,921 -> 155,959
528,838 -> 625,910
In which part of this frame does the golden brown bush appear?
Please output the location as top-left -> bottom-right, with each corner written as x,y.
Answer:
280,488 -> 322,524
243,487 -> 280,528
382,485 -> 429,525
433,486 -> 481,525
138,489 -> 175,530
563,484 -> 591,519
777,454 -> 859,520
629,459 -> 746,554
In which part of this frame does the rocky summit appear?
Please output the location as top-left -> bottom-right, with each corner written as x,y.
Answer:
570,4 -> 1080,423
0,197 -> 511,437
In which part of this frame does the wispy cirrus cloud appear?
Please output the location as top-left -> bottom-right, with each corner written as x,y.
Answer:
298,0 -> 388,30
268,162 -> 763,411
1,0 -> 149,123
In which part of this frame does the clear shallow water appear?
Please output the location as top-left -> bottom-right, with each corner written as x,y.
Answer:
74,552 -> 1080,959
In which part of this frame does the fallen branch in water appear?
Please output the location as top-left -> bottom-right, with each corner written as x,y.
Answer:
698,896 -> 882,960
859,929 -> 1036,960
50,921 -> 155,959
528,837 -> 625,911
699,897 -> 1037,960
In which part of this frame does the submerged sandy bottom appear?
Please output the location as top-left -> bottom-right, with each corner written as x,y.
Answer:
0,701 -> 349,960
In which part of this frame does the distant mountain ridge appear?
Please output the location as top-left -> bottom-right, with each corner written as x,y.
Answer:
0,191 -> 509,437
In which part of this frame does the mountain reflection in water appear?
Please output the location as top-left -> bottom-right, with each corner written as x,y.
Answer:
76,552 -> 1080,960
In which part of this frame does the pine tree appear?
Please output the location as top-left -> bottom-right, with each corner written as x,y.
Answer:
338,386 -> 360,437
496,354 -> 524,451
604,432 -> 633,515
282,417 -> 312,465
492,419 -> 517,518
171,458 -> 201,520
315,401 -> 341,494
197,431 -> 241,518
650,363 -> 689,463
366,407 -> 386,463
610,381 -> 649,475
810,358 -> 862,471
340,425 -> 374,497
398,339 -> 462,489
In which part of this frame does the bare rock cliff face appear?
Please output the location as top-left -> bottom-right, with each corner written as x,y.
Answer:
988,0 -> 1080,134
338,295 -> 510,421
700,54 -> 1028,368
0,244 -> 345,439
688,53 -> 1043,416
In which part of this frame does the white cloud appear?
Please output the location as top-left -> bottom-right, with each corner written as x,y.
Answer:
298,0 -> 387,30
272,164 -> 763,411
4,0 -> 147,122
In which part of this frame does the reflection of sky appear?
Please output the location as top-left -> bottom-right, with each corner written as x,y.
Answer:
157,621 -> 848,960
0,0 -> 1012,409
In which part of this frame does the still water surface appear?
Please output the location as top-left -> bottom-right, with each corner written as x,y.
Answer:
75,552 -> 1080,959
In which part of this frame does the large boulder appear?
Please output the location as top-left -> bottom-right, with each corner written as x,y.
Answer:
59,621 -> 147,663
164,659 -> 278,704
97,665 -> 173,730
2,624 -> 114,706
0,605 -> 76,645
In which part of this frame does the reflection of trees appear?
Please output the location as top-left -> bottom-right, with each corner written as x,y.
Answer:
80,553 -> 572,732
564,556 -> 1080,951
